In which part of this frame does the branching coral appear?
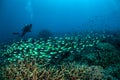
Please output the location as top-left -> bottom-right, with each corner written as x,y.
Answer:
1,60 -> 113,80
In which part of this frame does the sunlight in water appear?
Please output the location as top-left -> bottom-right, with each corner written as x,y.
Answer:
25,0 -> 33,21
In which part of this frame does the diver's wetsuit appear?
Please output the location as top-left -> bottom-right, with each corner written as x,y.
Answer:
21,24 -> 32,37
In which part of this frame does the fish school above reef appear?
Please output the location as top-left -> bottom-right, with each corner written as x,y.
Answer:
0,31 -> 120,80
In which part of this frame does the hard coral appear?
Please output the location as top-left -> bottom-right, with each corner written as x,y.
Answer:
1,60 -> 113,80
97,42 -> 116,51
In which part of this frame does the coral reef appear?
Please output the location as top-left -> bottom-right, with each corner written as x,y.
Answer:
97,42 -> 116,51
0,31 -> 120,80
0,60 -> 114,80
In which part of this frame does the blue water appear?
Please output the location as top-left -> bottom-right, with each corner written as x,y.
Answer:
0,0 -> 120,42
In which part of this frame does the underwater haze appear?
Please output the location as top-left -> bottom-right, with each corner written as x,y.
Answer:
0,0 -> 120,42
1,0 -> 120,80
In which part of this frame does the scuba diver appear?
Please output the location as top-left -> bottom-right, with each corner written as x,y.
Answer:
13,24 -> 32,37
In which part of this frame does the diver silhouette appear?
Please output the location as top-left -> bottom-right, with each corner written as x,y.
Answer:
13,24 -> 32,37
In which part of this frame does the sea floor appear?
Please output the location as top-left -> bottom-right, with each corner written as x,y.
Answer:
0,31 -> 120,80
